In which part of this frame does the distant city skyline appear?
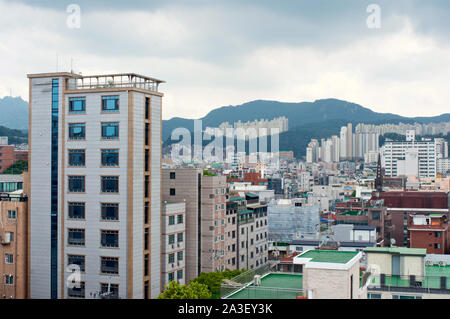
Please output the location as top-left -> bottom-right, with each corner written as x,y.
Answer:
1,0 -> 450,120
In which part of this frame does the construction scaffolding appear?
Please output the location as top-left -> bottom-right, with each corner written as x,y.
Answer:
267,199 -> 320,242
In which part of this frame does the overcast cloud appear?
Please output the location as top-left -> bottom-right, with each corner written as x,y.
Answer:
0,0 -> 449,119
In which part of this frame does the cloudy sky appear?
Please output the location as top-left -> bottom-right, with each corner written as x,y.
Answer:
0,0 -> 449,120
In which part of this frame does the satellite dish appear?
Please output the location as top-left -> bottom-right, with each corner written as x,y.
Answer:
390,238 -> 396,246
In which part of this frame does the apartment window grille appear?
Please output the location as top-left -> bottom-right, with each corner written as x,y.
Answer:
101,203 -> 119,221
68,123 -> 86,140
101,230 -> 119,248
68,228 -> 85,246
100,283 -> 119,299
68,175 -> 85,192
100,257 -> 119,274
68,255 -> 85,272
101,149 -> 119,166
68,282 -> 85,298
101,176 -> 119,193
68,149 -> 85,166
68,202 -> 85,219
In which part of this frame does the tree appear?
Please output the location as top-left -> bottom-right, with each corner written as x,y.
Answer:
2,160 -> 28,174
157,281 -> 211,299
191,269 -> 246,299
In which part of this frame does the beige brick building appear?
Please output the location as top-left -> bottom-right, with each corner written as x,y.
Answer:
0,172 -> 29,299
162,169 -> 227,281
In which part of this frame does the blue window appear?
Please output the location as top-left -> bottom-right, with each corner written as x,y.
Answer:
68,176 -> 85,193
68,149 -> 85,166
102,96 -> 119,112
69,97 -> 86,113
101,122 -> 119,139
101,149 -> 119,166
101,176 -> 119,193
69,123 -> 85,140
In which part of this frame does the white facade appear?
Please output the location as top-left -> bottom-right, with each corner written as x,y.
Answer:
381,139 -> 437,178
28,72 -> 163,299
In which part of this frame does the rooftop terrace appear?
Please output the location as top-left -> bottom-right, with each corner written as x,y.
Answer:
295,250 -> 359,264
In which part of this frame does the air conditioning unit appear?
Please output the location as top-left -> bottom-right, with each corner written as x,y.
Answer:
254,275 -> 261,286
2,233 -> 11,244
438,261 -> 447,267
425,260 -> 433,266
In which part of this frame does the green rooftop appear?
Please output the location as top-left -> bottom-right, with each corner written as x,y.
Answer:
296,250 -> 359,264
226,273 -> 303,299
364,247 -> 427,256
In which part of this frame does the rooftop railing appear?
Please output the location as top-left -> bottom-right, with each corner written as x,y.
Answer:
74,73 -> 164,92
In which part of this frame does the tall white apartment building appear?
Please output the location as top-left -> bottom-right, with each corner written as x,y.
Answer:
381,134 -> 437,178
28,72 -> 163,299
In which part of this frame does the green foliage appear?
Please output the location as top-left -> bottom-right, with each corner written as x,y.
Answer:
156,280 -> 211,299
2,160 -> 28,174
190,269 -> 246,299
351,190 -> 356,197
202,170 -> 217,176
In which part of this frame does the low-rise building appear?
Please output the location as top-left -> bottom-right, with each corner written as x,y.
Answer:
161,201 -> 186,289
365,247 -> 450,299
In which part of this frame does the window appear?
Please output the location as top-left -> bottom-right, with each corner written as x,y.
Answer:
68,202 -> 85,219
5,253 -> 13,264
4,275 -> 13,285
145,149 -> 149,172
168,253 -> 175,264
101,149 -> 119,166
68,282 -> 85,298
169,215 -> 175,225
68,176 -> 85,193
145,175 -> 149,198
7,210 -> 16,219
371,211 -> 381,220
68,149 -> 85,166
144,281 -> 149,299
101,230 -> 119,248
168,273 -> 174,282
177,251 -> 183,261
101,122 -> 119,139
100,283 -> 119,299
101,176 -> 119,193
68,255 -> 85,272
170,188 -> 176,196
101,257 -> 119,274
177,270 -> 183,280
68,123 -> 85,140
145,97 -> 150,120
168,234 -> 175,245
101,203 -> 119,221
170,172 -> 176,179
177,233 -> 183,242
144,229 -> 149,250
102,96 -> 119,112
434,243 -> 441,249
68,229 -> 85,246
368,293 -> 382,299
144,254 -> 149,276
69,97 -> 86,113
435,232 -> 441,238
177,214 -> 183,224
144,202 -> 149,224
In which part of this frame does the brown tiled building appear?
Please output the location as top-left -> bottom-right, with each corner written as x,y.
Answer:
0,172 -> 29,299
408,214 -> 449,254
0,145 -> 28,173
